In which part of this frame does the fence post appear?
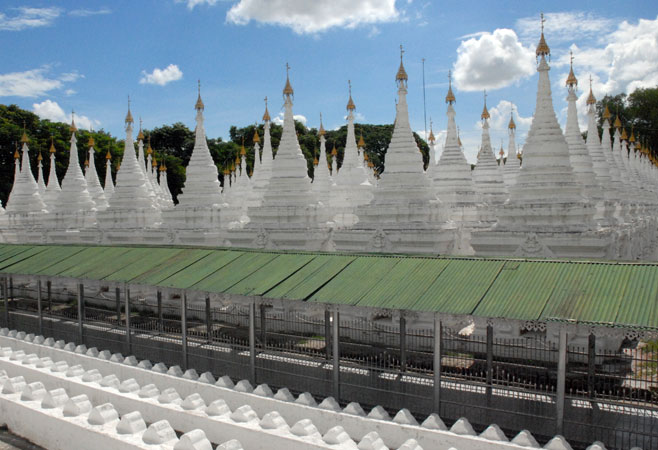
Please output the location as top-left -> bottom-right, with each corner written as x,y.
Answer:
556,325 -> 568,435
259,303 -> 267,349
205,295 -> 212,343
124,284 -> 131,355
332,308 -> 340,402
249,300 -> 256,385
77,283 -> 84,343
115,287 -> 121,326
157,290 -> 163,333
324,309 -> 331,361
181,291 -> 188,370
3,276 -> 9,328
400,314 -> 407,372
433,314 -> 442,414
587,333 -> 596,398
37,278 -> 43,335
486,324 -> 493,401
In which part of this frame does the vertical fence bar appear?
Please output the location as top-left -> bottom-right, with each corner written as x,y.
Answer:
400,314 -> 407,372
47,280 -> 52,313
181,292 -> 188,370
9,277 -> 13,308
115,287 -> 121,326
249,301 -> 256,384
205,295 -> 212,343
77,283 -> 84,343
324,309 -> 331,361
259,303 -> 267,349
486,324 -> 493,400
556,326 -> 567,435
587,333 -> 596,398
3,276 -> 9,328
36,278 -> 43,335
433,314 -> 442,413
157,290 -> 163,333
332,309 -> 340,402
124,284 -> 131,355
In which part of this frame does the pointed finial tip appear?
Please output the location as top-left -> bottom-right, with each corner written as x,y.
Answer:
396,45 -> 408,83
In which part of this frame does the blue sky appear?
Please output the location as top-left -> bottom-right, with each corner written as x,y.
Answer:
1,0 -> 657,163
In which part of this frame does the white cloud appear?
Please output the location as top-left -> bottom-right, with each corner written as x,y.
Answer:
0,66 -> 81,98
272,112 -> 307,126
453,28 -> 535,91
226,0 -> 399,34
33,99 -> 99,130
515,12 -> 614,45
176,0 -> 222,9
68,8 -> 112,17
0,6 -> 61,31
64,89 -> 76,96
139,64 -> 183,86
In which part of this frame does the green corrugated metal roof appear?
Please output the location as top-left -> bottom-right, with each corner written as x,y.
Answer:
1,243 -> 658,329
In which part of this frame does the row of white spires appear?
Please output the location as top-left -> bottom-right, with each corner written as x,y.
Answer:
2,25 -> 658,244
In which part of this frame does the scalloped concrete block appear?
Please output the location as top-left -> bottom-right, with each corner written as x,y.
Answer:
450,417 -> 476,436
182,393 -> 206,411
2,376 -> 26,394
254,384 -> 274,397
206,399 -> 231,417
323,426 -> 355,446
20,381 -> 47,402
33,335 -> 45,345
198,372 -> 215,384
36,357 -> 54,369
0,347 -> 12,357
25,333 -> 35,342
143,420 -> 177,445
88,403 -> 119,425
295,392 -> 316,406
123,355 -> 139,366
393,408 -> 418,426
50,361 -> 68,373
65,364 -> 85,378
74,344 -> 87,354
63,394 -> 93,417
511,430 -> 540,448
480,424 -> 508,441
9,350 -> 26,361
216,375 -> 234,389
319,396 -> 341,412
216,440 -> 243,450
43,337 -> 55,347
63,342 -> 76,352
274,387 -> 295,402
137,359 -> 153,370
234,380 -> 253,393
100,374 -> 121,389
16,331 -> 26,340
291,419 -> 320,438
41,388 -> 68,409
21,354 -> 39,365
158,387 -> 182,405
367,406 -> 391,421
398,439 -> 422,450
174,429 -> 213,450
138,383 -> 160,399
182,369 -> 199,380
230,405 -> 258,423
260,411 -> 289,430
167,365 -> 184,377
344,402 -> 366,416
98,350 -> 112,360
0,328 -> 8,336
421,413 -> 447,430
119,378 -> 140,393
152,362 -> 168,373
0,369 -> 6,379
81,369 -> 103,383
8,330 -> 18,338
544,435 -> 573,450
358,431 -> 387,450
53,340 -> 66,349
586,442 -> 607,450
116,411 -> 147,435
109,353 -> 124,363
85,347 -> 100,358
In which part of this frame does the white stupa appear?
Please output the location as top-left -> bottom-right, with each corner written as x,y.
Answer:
256,99 -> 274,194
502,113 -> 521,187
43,138 -> 61,209
135,124 -> 159,209
600,107 -> 628,220
36,152 -> 47,196
146,141 -> 169,209
103,150 -> 115,201
84,136 -> 109,210
158,161 -> 174,207
611,120 -> 635,211
312,115 -> 334,206
247,127 -> 266,207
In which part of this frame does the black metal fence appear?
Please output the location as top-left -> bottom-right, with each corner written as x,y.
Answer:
1,275 -> 657,450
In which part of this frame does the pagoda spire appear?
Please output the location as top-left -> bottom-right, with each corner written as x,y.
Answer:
36,151 -> 47,195
104,149 -> 115,200
503,107 -> 521,187
313,113 -> 334,203
5,126 -> 47,216
84,134 -> 109,210
473,91 -> 508,205
43,137 -> 61,208
135,117 -> 158,205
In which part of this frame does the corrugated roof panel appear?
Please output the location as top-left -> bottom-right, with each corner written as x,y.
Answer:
411,260 -> 505,314
192,252 -> 279,293
158,250 -> 244,289
6,246 -> 87,275
356,259 -> 449,309
54,247 -> 134,278
0,246 -> 49,270
0,245 -> 38,266
226,254 -> 315,296
103,248 -> 187,282
614,265 -> 658,328
264,255 -> 356,300
308,256 -> 401,305
474,261 -> 567,320
130,249 -> 213,286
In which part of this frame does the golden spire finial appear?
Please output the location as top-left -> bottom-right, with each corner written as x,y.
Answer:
283,63 -> 294,97
125,96 -> 133,124
358,133 -> 366,148
20,121 -> 29,143
346,80 -> 356,111
70,110 -> 77,132
536,13 -> 550,59
508,106 -> 516,130
614,114 -> 622,129
105,149 -> 112,160
603,104 -> 611,119
620,127 -> 628,140
137,118 -> 144,140
396,44 -> 408,84
629,127 -> 636,143
84,157 -> 89,167
37,151 -> 43,162
252,126 -> 260,143
14,142 -> 20,159
445,69 -> 456,104
481,90 -> 490,120
331,143 -> 338,157
146,136 -> 153,155
262,96 -> 271,122
428,118 -> 435,144
49,136 -> 56,153
586,75 -> 596,105
240,137 -> 247,156
566,50 -> 577,87
88,135 -> 95,147
195,79 -> 205,111
152,154 -> 158,168
319,112 -> 326,136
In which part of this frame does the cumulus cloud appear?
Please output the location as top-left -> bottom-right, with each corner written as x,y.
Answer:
272,112 -> 307,126
139,64 -> 183,86
176,0 -> 223,9
453,28 -> 535,91
0,66 -> 81,97
33,99 -> 99,130
515,12 -> 614,45
0,6 -> 61,31
226,0 -> 399,34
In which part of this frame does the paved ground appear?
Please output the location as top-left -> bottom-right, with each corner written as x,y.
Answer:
0,429 -> 43,450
